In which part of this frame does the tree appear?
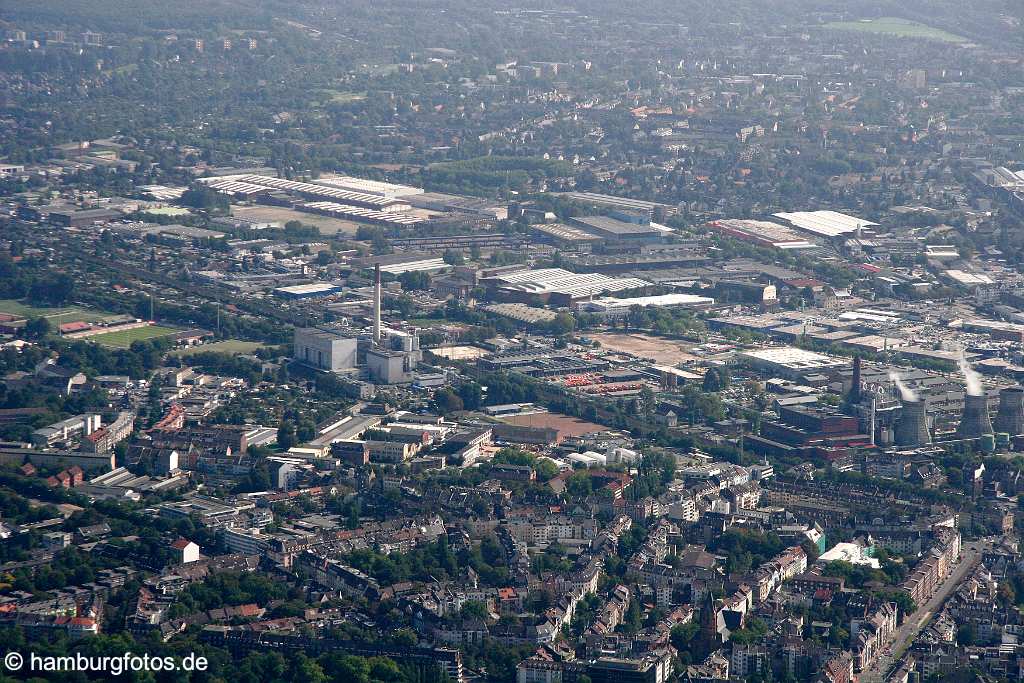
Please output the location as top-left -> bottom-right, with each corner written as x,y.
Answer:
702,367 -> 729,392
180,185 -> 228,212
24,317 -> 50,339
460,600 -> 488,621
957,623 -> 977,646
29,273 -> 74,305
434,388 -> 464,414
443,249 -> 465,266
398,271 -> 430,291
671,622 -> 699,652
457,382 -> 483,410
277,421 -> 296,450
549,311 -> 575,336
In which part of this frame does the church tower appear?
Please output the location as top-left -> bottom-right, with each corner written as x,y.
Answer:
699,588 -> 720,652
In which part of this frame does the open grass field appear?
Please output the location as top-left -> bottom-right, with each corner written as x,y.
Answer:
0,299 -> 121,324
231,205 -> 362,236
317,89 -> 367,104
823,17 -> 967,43
173,340 -> 265,356
0,299 -> 78,319
89,325 -> 179,348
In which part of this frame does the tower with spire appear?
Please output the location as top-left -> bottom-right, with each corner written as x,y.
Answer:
699,587 -> 720,654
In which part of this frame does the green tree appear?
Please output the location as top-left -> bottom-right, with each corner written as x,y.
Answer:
25,316 -> 50,339
277,421 -> 296,450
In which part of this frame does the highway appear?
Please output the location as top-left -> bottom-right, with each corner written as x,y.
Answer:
858,538 -> 990,683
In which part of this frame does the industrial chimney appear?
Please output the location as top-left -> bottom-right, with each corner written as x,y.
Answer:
994,387 -> 1024,436
848,355 -> 862,405
373,263 -> 382,346
956,393 -> 994,439
894,399 -> 930,448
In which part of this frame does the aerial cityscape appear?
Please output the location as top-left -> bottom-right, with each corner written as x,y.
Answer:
1,1 -> 1024,682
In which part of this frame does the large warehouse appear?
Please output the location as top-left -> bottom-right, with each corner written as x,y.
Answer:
575,293 -> 715,318
569,215 -> 666,243
481,268 -> 650,306
273,282 -> 343,300
199,174 -> 413,212
738,346 -> 849,380
707,219 -> 816,250
772,210 -> 878,240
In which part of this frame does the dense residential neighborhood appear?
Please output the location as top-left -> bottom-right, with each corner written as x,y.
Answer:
1,1 -> 1024,682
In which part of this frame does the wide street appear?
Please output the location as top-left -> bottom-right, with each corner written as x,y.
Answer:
859,538 -> 991,683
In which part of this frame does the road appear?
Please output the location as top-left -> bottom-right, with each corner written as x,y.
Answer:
858,539 -> 989,683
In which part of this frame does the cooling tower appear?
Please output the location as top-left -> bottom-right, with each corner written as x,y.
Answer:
956,393 -> 994,439
894,399 -> 930,448
994,387 -> 1024,436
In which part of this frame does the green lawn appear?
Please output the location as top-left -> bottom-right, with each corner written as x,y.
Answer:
317,89 -> 367,104
0,299 -> 126,326
89,325 -> 179,348
173,340 -> 265,356
823,17 -> 967,43
0,299 -> 78,319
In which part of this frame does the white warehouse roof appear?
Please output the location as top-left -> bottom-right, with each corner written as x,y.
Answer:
490,268 -> 649,299
773,210 -> 878,238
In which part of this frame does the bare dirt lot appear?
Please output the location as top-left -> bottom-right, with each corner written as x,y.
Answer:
588,332 -> 700,364
428,345 -> 488,360
504,411 -> 609,439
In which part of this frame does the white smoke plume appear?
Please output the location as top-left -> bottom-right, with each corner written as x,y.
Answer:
889,371 -> 918,402
957,350 -> 984,397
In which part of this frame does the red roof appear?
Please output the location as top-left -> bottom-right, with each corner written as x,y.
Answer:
85,427 -> 108,443
59,321 -> 92,333
235,604 -> 262,617
170,538 -> 194,550
784,278 -> 824,288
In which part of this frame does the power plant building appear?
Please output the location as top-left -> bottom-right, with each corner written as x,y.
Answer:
994,387 -> 1024,436
366,329 -> 422,385
293,328 -> 358,372
956,393 -> 995,439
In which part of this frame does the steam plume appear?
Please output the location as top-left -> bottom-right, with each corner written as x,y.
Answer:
957,350 -> 984,397
889,371 -> 918,402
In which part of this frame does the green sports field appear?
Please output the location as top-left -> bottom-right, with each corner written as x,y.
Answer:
88,325 -> 179,348
823,18 -> 967,43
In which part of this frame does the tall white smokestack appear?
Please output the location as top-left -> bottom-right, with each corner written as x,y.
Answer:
373,263 -> 382,345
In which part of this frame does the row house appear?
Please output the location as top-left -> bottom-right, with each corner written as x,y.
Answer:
901,529 -> 961,606
851,601 -> 898,671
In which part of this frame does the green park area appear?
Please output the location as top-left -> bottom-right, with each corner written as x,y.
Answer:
823,17 -> 967,43
0,299 -> 120,325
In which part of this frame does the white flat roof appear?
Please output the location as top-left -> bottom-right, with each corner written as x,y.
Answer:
739,346 -> 846,370
580,293 -> 714,309
773,210 -> 878,238
274,282 -> 340,295
944,270 -> 994,285
493,268 -> 649,299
